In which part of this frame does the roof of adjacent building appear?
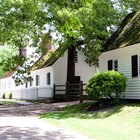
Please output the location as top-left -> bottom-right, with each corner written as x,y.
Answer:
0,71 -> 15,79
31,46 -> 68,71
103,11 -> 140,52
0,46 -> 68,79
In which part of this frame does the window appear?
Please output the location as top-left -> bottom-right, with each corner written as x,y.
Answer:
47,72 -> 51,85
4,82 -> 6,89
8,81 -> 10,89
131,55 -> 138,77
36,75 -> 40,86
114,60 -> 118,71
75,51 -> 78,63
30,80 -> 33,87
108,60 -> 118,71
25,83 -> 28,88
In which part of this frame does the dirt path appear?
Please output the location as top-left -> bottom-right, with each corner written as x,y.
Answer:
0,101 -> 80,116
0,102 -> 94,140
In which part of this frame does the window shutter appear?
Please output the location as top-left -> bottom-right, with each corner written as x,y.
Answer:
47,73 -> 51,85
25,83 -> 28,88
30,80 -> 32,87
108,60 -> 113,70
75,51 -> 78,63
131,55 -> 138,77
36,75 -> 39,86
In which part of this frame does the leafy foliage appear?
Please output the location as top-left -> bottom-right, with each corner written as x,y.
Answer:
0,0 -> 136,65
0,46 -> 18,77
0,0 -> 138,84
12,53 -> 39,86
86,71 -> 127,102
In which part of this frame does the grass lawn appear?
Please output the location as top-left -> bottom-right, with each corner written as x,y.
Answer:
40,101 -> 140,140
0,100 -> 17,105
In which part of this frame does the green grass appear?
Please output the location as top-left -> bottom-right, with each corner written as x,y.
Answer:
40,102 -> 140,140
0,100 -> 16,105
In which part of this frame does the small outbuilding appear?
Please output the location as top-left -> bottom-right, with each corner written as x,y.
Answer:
99,11 -> 140,99
0,46 -> 96,100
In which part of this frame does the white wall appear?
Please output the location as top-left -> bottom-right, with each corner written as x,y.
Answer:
0,48 -> 96,99
99,43 -> 140,99
12,87 -> 38,100
52,49 -> 96,85
52,51 -> 68,85
75,50 -> 96,84
0,67 -> 54,100
31,67 -> 54,88
0,76 -> 16,97
11,87 -> 53,100
0,77 -> 15,90
52,49 -> 96,95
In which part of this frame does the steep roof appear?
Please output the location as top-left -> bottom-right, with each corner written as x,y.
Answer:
0,46 -> 68,79
31,46 -> 68,71
103,11 -> 140,51
0,71 -> 15,79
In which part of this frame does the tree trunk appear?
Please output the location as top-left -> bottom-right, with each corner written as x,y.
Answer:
67,46 -> 75,83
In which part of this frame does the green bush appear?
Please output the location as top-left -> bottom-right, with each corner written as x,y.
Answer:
86,71 -> 127,103
8,92 -> 12,99
2,93 -> 5,99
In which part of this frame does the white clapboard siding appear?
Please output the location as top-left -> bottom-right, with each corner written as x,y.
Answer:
99,43 -> 140,99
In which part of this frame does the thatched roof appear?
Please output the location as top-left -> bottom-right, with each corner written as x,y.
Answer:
31,46 -> 68,71
103,11 -> 140,51
0,46 -> 68,79
0,71 -> 15,79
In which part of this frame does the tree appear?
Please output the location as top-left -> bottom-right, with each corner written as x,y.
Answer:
0,46 -> 18,77
0,1 -> 129,60
0,0 -> 138,83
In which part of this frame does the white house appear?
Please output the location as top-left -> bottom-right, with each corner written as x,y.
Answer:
0,46 -> 96,100
99,11 -> 140,99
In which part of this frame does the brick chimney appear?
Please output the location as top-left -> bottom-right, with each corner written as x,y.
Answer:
46,34 -> 52,51
19,48 -> 27,58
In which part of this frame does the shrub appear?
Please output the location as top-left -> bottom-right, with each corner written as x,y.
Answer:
8,92 -> 12,99
86,71 -> 127,103
2,93 -> 5,99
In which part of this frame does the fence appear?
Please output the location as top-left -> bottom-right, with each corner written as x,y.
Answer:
53,81 -> 86,103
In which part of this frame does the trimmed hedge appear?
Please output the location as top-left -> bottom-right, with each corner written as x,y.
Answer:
8,92 -> 12,99
1,93 -> 5,99
86,71 -> 127,102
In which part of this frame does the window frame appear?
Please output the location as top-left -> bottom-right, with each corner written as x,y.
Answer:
46,72 -> 51,85
108,59 -> 118,71
25,83 -> 28,88
30,80 -> 33,87
36,75 -> 40,86
75,51 -> 78,63
131,55 -> 138,77
113,60 -> 118,71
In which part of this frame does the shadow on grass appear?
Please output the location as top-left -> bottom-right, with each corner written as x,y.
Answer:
40,100 -> 140,120
39,101 -> 129,120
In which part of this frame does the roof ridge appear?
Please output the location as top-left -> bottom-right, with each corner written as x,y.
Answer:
103,11 -> 140,51
115,11 -> 140,47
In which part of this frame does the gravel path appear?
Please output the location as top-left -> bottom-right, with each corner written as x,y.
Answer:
0,101 -> 94,140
